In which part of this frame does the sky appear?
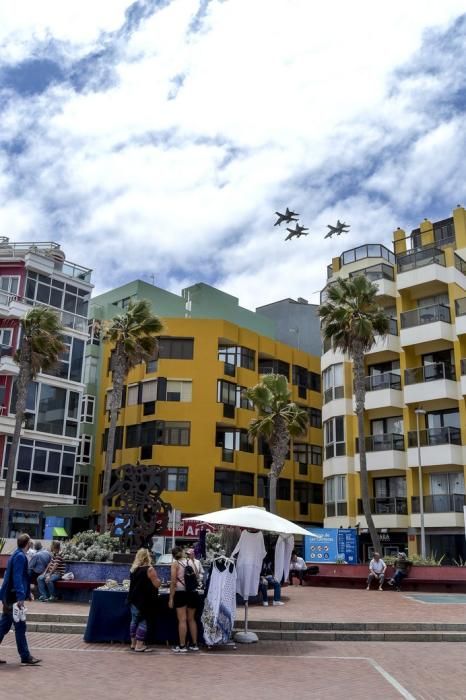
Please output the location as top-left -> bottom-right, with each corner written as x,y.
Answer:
1,1 -> 466,309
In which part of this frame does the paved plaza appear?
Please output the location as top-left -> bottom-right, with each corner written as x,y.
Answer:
1,586 -> 466,699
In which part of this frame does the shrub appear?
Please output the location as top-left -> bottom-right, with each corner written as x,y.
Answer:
61,531 -> 120,562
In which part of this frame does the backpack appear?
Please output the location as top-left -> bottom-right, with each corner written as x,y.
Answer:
183,561 -> 199,593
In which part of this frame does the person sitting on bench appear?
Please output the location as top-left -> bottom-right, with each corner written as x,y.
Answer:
289,551 -> 307,585
388,552 -> 412,591
366,552 -> 386,591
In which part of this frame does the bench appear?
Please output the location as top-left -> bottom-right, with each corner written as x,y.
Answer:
54,579 -> 105,603
305,563 -> 466,592
289,565 -> 319,585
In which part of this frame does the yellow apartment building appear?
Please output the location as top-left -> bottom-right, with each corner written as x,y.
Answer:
321,206 -> 466,561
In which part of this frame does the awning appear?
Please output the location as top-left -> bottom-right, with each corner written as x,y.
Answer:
52,527 -> 68,537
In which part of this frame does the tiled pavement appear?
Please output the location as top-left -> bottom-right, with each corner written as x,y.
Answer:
1,586 -> 465,699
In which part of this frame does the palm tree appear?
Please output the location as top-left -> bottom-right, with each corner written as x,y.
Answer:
319,274 -> 390,554
1,307 -> 65,537
100,300 -> 164,532
247,373 -> 308,514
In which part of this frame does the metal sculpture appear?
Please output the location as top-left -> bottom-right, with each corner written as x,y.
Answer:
105,464 -> 172,551
325,220 -> 350,239
274,208 -> 299,226
285,223 -> 309,241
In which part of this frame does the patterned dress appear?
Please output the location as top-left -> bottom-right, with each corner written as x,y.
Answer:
201,561 -> 237,646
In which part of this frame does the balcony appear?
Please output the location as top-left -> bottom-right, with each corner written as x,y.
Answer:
354,433 -> 406,471
400,304 -> 454,346
340,244 -> 396,267
407,427 -> 463,467
460,359 -> 466,395
349,263 -> 396,298
0,345 -> 18,376
357,497 -> 409,528
404,362 -> 458,403
455,297 -> 466,335
363,372 -> 403,410
365,318 -> 400,355
396,246 -> 448,290
411,494 -> 466,528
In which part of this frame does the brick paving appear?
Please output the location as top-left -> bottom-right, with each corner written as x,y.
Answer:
0,586 -> 464,698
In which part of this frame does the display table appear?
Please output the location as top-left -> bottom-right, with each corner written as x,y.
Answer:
84,588 -> 204,645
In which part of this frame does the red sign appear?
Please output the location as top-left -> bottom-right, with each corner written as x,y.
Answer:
157,516 -> 216,538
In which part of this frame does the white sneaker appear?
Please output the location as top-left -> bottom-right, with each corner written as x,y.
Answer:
172,646 -> 188,653
272,601 -> 285,606
262,601 -> 269,606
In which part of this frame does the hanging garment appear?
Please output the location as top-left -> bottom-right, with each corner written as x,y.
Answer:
201,560 -> 237,646
274,534 -> 294,582
231,530 -> 266,599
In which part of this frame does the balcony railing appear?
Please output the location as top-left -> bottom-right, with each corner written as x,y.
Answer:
356,433 -> 404,453
397,246 -> 445,273
386,318 -> 398,335
455,297 -> 466,317
461,359 -> 466,376
349,263 -> 395,282
340,244 -> 396,267
411,494 -> 466,513
455,254 -> 466,276
407,426 -> 461,448
358,497 -> 408,515
327,264 -> 333,280
0,241 -> 92,282
404,362 -> 456,385
221,447 -> 234,463
365,372 -> 401,392
400,304 -> 451,329
0,345 -> 14,359
323,385 -> 344,404
325,502 -> 347,517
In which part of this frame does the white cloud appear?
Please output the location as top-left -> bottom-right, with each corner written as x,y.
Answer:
1,1 -> 466,310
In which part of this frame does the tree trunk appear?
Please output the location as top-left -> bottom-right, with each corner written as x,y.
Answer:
99,347 -> 126,533
353,341 -> 381,555
268,416 -> 290,515
1,346 -> 31,538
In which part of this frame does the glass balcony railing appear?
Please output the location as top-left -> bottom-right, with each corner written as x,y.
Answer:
365,372 -> 401,392
404,362 -> 456,385
454,254 -> 466,275
323,386 -> 344,404
358,497 -> 408,515
327,264 -> 333,280
349,262 -> 395,282
461,359 -> 466,376
407,426 -> 461,448
411,494 -> 466,513
341,244 -> 396,267
356,433 -> 405,453
455,297 -> 466,317
397,246 -> 445,273
400,304 -> 451,329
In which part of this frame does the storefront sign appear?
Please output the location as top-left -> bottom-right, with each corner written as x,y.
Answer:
304,527 -> 359,563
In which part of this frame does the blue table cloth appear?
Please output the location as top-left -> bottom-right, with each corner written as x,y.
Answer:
84,589 -> 204,645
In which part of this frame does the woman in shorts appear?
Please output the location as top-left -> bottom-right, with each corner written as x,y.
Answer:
168,546 -> 199,652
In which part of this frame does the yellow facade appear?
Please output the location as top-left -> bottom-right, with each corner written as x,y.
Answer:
322,206 -> 466,560
91,317 -> 323,524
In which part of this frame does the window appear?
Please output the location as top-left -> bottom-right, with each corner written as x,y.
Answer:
426,409 -> 460,429
325,476 -> 347,516
141,380 -> 157,403
292,366 -> 308,392
43,335 -> 84,383
84,357 -> 98,385
166,380 -> 192,402
277,478 -> 291,500
24,272 -> 88,324
0,275 -> 19,297
216,428 -> 254,455
293,443 -> 322,466
309,407 -> 322,428
2,438 -> 76,496
87,319 -> 101,346
374,476 -> 406,498
218,345 -> 255,371
0,328 -> 12,349
164,467 -> 188,491
214,469 -> 254,497
308,372 -> 321,393
236,386 -> 253,410
102,427 -> 123,452
158,337 -> 193,359
127,384 -> 138,406
164,422 -> 190,445
371,416 -> 404,435
73,474 -> 89,505
258,358 -> 290,378
323,364 -> 344,403
77,435 -> 92,464
324,416 -> 345,459
217,380 -> 236,406
81,395 -> 95,423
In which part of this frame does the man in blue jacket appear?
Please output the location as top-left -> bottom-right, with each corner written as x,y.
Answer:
0,532 -> 41,665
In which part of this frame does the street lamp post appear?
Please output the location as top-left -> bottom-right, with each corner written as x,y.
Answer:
415,407 -> 427,559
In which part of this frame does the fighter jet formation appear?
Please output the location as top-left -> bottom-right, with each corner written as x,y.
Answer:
274,207 -> 350,242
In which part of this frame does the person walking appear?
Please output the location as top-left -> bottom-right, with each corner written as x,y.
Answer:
127,548 -> 161,652
0,533 -> 41,665
168,546 -> 200,653
37,540 -> 65,602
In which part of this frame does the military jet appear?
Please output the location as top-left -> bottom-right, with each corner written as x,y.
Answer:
325,220 -> 351,239
285,223 -> 309,241
274,207 -> 299,226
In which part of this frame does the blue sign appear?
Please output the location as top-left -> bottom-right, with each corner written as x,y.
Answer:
304,527 -> 358,563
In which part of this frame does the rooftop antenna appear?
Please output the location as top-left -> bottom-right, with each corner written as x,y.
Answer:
185,290 -> 192,318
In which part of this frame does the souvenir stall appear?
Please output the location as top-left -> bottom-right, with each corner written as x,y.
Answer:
185,506 -> 316,644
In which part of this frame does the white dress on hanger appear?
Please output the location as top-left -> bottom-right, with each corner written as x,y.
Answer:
202,560 -> 237,646
231,530 -> 266,599
274,534 -> 294,581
